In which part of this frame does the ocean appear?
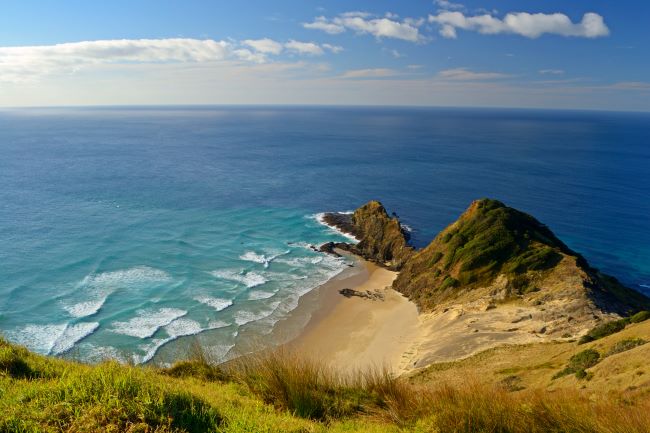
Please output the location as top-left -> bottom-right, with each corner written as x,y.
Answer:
1,106 -> 649,364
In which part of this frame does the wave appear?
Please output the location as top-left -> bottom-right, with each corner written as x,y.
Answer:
4,324 -> 68,354
62,295 -> 109,318
110,307 -> 187,339
61,266 -> 173,319
211,269 -> 267,288
194,295 -> 233,312
239,249 -> 291,268
51,322 -> 100,355
6,322 -> 99,355
312,211 -> 359,242
233,301 -> 281,326
78,266 -> 172,289
85,344 -> 128,364
275,256 -> 324,267
136,317 -> 233,364
248,290 -> 277,300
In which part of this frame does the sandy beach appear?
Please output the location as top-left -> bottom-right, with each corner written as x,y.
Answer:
278,252 -> 563,376
285,253 -> 420,375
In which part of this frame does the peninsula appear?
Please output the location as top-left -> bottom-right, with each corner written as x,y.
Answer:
2,199 -> 650,432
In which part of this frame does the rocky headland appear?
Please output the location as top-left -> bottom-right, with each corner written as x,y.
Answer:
321,199 -> 650,355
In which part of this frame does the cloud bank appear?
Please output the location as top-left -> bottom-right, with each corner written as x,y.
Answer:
429,11 -> 609,39
304,13 -> 423,42
0,38 -> 341,82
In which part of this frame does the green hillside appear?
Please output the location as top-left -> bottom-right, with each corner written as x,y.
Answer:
2,335 -> 650,433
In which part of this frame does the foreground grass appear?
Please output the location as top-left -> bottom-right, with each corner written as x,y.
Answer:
2,337 -> 650,432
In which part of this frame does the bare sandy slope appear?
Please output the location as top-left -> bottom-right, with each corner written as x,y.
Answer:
286,252 -> 632,379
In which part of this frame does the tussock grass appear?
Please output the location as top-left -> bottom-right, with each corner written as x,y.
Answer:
606,338 -> 647,357
3,337 -> 650,432
579,319 -> 628,344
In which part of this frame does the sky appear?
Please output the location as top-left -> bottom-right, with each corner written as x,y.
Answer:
1,0 -> 649,110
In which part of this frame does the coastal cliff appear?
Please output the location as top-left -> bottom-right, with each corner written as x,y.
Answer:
323,199 -> 650,337
322,200 -> 414,270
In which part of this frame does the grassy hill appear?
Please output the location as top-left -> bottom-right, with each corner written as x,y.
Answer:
2,330 -> 650,433
4,306 -> 650,431
391,199 -> 650,313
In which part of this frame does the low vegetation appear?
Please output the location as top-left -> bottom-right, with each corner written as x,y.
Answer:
579,311 -> 650,344
605,338 -> 647,357
579,319 -> 629,344
553,349 -> 601,380
3,337 -> 650,432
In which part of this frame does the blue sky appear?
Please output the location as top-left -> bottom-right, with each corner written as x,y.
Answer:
1,0 -> 649,110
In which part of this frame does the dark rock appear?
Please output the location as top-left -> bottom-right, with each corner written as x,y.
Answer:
338,288 -> 385,301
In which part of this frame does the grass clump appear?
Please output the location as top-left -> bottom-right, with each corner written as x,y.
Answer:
226,350 -> 383,421
161,343 -> 228,382
629,310 -> 650,324
4,338 -> 650,432
553,349 -> 600,380
606,338 -> 647,357
578,319 -> 628,344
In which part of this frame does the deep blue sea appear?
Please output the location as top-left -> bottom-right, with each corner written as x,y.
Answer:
1,106 -> 649,364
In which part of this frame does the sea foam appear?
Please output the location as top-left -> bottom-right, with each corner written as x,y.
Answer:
239,249 -> 290,268
111,307 -> 187,339
79,266 -> 172,289
211,269 -> 267,288
7,322 -> 99,355
51,322 -> 100,355
135,317 -> 231,364
194,295 -> 233,312
313,211 -> 359,242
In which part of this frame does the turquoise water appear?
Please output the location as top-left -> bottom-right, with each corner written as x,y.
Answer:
1,106 -> 649,363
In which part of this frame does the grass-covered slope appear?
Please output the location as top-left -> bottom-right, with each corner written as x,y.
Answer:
392,198 -> 650,313
410,315 -> 650,396
3,336 -> 650,433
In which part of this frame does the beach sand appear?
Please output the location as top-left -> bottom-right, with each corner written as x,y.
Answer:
273,252 -> 559,377
286,254 -> 420,375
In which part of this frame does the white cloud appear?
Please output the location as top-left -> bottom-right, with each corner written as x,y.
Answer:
303,16 -> 345,34
0,37 -> 345,82
0,38 -> 232,82
242,38 -> 284,55
438,68 -> 510,81
539,69 -> 565,75
322,43 -> 344,54
429,11 -> 609,39
232,48 -> 267,64
339,68 -> 399,79
284,40 -> 324,56
304,13 -> 424,42
434,0 -> 465,11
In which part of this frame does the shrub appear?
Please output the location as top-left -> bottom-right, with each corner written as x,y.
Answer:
578,319 -> 627,344
439,276 -> 458,291
606,338 -> 647,357
629,311 -> 650,324
553,349 -> 600,379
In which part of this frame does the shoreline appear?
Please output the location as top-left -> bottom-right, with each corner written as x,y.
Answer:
275,251 -> 420,375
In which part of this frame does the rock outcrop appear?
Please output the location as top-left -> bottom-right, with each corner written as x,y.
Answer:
322,201 -> 414,270
326,198 -> 650,335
